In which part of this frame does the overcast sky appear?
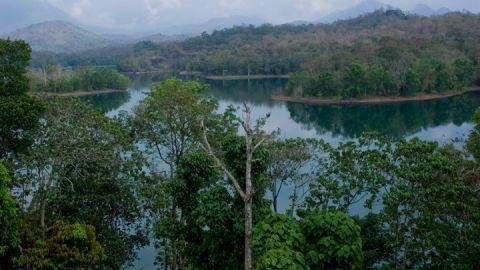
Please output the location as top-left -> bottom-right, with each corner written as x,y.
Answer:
42,0 -> 480,29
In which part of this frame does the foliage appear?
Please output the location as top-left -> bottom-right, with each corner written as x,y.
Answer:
154,151 -> 241,270
253,214 -> 307,270
0,39 -> 31,96
305,134 -> 391,212
0,163 -> 20,267
380,139 -> 480,269
12,96 -> 144,268
466,108 -> 480,160
133,78 -> 242,269
0,39 -> 45,157
18,221 -> 105,269
133,78 -> 217,176
354,213 -> 392,268
153,133 -> 272,269
30,66 -> 130,93
298,210 -> 364,269
265,138 -> 312,214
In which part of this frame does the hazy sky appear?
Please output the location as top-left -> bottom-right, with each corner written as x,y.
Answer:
42,0 -> 480,29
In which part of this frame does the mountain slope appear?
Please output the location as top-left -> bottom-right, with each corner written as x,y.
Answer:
410,4 -> 451,16
3,21 -> 110,53
319,0 -> 393,23
0,0 -> 72,34
159,16 -> 265,35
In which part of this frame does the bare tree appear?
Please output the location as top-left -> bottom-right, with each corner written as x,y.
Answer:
201,103 -> 270,270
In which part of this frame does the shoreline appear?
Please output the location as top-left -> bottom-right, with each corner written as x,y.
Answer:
35,89 -> 127,97
272,87 -> 480,105
122,70 -> 167,75
202,74 -> 291,80
178,71 -> 290,80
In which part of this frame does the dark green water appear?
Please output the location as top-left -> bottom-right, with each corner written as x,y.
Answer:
81,77 -> 480,269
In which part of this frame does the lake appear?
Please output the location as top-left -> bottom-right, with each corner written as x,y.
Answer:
82,77 -> 480,269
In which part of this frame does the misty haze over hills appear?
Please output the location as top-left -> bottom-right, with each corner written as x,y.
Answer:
317,0 -> 451,23
0,0 -> 72,34
3,21 -> 111,53
1,0 -> 472,35
0,0 -> 265,36
0,0 -> 474,53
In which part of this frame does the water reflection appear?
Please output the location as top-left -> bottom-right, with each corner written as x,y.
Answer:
81,91 -> 131,113
287,92 -> 480,138
206,78 -> 287,106
83,77 -> 480,141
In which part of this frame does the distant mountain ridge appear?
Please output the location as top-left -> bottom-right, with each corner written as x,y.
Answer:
318,0 -> 393,23
316,0 -> 452,24
0,0 -> 73,34
3,21 -> 110,53
410,4 -> 451,16
157,16 -> 265,35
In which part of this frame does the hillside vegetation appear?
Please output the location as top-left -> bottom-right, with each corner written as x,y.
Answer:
29,66 -> 130,93
31,10 -> 480,97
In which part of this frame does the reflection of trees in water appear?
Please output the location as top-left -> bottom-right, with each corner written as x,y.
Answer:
205,78 -> 288,106
125,74 -> 288,106
287,93 -> 480,138
127,73 -> 175,88
81,91 -> 131,113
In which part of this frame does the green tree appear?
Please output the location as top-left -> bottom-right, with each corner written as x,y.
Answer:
305,135 -> 390,212
0,39 -> 31,96
155,135 -> 271,270
354,213 -> 392,269
0,163 -> 20,268
368,68 -> 397,96
13,96 -> 143,268
381,139 -> 480,269
453,57 -> 475,88
299,210 -> 364,269
435,64 -> 455,92
201,104 -> 271,270
253,214 -> 307,270
343,63 -> 367,98
316,72 -> 337,97
18,221 -> 105,269
466,108 -> 480,160
0,39 -> 45,157
133,78 -> 217,177
133,78 -> 221,269
401,67 -> 421,96
266,138 -> 312,214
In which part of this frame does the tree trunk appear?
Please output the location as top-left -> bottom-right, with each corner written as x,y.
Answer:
39,192 -> 46,234
289,188 -> 297,217
244,198 -> 253,270
172,241 -> 177,270
273,194 -> 278,213
164,240 -> 168,270
200,106 -> 270,270
245,134 -> 253,270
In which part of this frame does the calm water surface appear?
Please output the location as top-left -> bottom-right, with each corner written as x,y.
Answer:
82,77 -> 480,269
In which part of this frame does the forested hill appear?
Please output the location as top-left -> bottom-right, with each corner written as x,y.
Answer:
4,21 -> 110,53
31,10 -> 480,96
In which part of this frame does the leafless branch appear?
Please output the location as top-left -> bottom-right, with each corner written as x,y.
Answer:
201,120 -> 246,199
